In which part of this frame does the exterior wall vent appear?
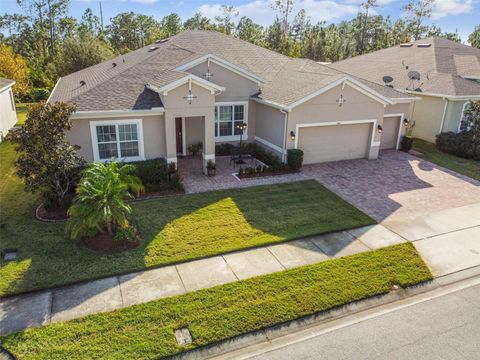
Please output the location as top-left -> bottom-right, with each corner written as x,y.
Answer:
400,43 -> 413,47
417,43 -> 431,47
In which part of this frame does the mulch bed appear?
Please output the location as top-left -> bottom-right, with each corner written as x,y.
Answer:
82,230 -> 141,253
36,204 -> 68,222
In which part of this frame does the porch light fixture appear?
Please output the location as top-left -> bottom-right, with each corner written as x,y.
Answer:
403,118 -> 410,126
377,124 -> 383,133
290,131 -> 296,141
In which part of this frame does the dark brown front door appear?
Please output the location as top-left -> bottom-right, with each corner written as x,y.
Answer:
175,117 -> 183,154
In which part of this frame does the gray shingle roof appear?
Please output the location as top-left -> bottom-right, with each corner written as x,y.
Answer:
330,37 -> 480,97
49,30 -> 411,111
0,77 -> 15,92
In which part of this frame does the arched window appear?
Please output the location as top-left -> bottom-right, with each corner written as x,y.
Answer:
458,102 -> 473,132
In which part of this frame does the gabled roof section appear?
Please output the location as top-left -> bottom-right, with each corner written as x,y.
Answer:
0,77 -> 15,93
330,36 -> 480,98
147,73 -> 225,95
175,54 -> 266,85
49,30 -> 413,111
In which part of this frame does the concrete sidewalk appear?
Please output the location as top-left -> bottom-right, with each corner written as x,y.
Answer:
0,224 -> 406,336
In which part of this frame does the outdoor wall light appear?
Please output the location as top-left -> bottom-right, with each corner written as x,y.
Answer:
290,131 -> 296,141
403,118 -> 410,126
377,125 -> 383,133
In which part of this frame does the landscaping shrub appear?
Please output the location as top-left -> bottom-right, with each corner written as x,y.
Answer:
287,149 -> 304,171
215,143 -> 235,156
244,142 -> 282,166
28,87 -> 50,102
128,158 -> 183,192
436,131 -> 480,160
187,142 -> 202,156
400,136 -> 414,152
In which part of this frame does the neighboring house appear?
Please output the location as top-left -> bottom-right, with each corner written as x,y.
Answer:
330,37 -> 480,143
48,30 -> 415,172
0,77 -> 17,142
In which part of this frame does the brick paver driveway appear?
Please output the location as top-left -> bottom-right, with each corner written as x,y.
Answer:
303,150 -> 480,223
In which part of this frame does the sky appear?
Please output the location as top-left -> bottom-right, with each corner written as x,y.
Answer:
1,0 -> 479,41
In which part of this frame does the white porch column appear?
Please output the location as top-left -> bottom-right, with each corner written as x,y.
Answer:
165,111 -> 178,166
202,110 -> 216,174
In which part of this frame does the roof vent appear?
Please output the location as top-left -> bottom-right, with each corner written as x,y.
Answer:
417,43 -> 431,48
148,46 -> 159,52
155,39 -> 168,44
80,80 -> 86,86
112,62 -> 117,67
400,43 -> 413,47
382,75 -> 393,85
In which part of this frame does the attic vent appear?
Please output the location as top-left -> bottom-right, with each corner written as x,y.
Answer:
400,43 -> 413,47
155,38 -> 168,44
417,43 -> 431,48
112,62 -> 117,67
80,80 -> 86,86
148,46 -> 159,52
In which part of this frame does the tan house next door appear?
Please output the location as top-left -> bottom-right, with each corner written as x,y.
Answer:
380,116 -> 401,150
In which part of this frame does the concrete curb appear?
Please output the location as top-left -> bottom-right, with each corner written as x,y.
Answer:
169,280 -> 440,360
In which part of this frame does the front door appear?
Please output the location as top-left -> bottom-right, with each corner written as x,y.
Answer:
175,117 -> 183,155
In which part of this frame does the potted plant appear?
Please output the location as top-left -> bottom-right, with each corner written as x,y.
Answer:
206,160 -> 216,177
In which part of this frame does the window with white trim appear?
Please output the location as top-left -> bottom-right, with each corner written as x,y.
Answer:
92,120 -> 143,161
459,102 -> 473,132
214,103 -> 247,139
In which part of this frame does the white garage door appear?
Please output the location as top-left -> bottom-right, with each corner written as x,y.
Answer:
380,116 -> 401,150
298,123 -> 372,164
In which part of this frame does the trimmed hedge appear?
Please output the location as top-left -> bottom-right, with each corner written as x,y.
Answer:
287,149 -> 304,171
128,158 -> 183,192
436,131 -> 480,160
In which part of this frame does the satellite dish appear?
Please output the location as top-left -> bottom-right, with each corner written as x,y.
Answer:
408,71 -> 421,81
382,75 -> 394,84
414,87 -> 423,92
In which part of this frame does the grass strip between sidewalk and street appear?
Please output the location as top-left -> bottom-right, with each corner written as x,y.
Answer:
1,242 -> 432,360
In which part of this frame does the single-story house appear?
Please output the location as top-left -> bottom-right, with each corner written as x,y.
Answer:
0,77 -> 17,142
330,37 -> 480,143
48,30 -> 415,173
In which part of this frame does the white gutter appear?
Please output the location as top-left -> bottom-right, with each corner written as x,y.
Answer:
405,90 -> 480,101
251,97 -> 288,111
71,108 -> 165,119
439,98 -> 448,133
280,109 -> 288,163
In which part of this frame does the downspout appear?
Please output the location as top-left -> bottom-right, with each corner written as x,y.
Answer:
439,98 -> 448,134
280,109 -> 288,163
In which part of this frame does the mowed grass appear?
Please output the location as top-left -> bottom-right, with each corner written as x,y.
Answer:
0,243 -> 432,360
413,138 -> 480,181
15,103 -> 34,125
0,141 -> 374,297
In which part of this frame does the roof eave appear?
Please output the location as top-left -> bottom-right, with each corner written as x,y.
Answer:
0,80 -> 15,93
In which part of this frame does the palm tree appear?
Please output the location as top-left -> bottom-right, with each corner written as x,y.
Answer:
67,161 -> 143,240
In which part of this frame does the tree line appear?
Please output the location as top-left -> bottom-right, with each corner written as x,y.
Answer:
1,0 -> 479,101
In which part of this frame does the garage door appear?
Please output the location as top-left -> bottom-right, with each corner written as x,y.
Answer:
298,123 -> 372,164
380,116 -> 400,150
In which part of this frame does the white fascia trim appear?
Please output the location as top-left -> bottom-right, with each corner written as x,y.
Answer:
175,54 -> 265,85
391,97 -> 419,104
383,113 -> 405,150
46,78 -> 60,103
404,90 -> 480,101
255,136 -> 286,154
149,75 -> 225,95
294,119 -> 378,150
90,118 -> 145,163
461,75 -> 480,80
285,77 -> 394,111
72,108 -> 165,119
250,97 -> 288,111
0,80 -> 15,94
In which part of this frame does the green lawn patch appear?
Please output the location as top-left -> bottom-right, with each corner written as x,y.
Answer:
15,103 -> 34,126
1,243 -> 432,360
0,141 -> 374,297
413,138 -> 480,181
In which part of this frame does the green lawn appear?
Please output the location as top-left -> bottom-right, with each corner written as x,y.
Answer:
0,242 -> 432,360
0,141 -> 374,297
413,138 -> 480,181
15,103 -> 34,125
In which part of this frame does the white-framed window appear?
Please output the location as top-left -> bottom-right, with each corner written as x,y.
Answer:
458,102 -> 473,132
90,119 -> 145,162
214,101 -> 248,142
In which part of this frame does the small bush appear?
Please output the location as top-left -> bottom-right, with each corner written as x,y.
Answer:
28,87 -> 50,102
287,149 -> 304,171
400,136 -> 414,152
244,142 -> 282,166
215,143 -> 235,156
187,142 -> 203,156
129,158 -> 168,186
436,131 -> 479,160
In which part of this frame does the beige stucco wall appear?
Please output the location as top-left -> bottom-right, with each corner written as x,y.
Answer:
255,102 -> 285,149
287,83 -> 385,159
0,88 -> 17,141
188,61 -> 260,102
66,114 -> 166,162
411,95 -> 445,142
185,116 -> 204,147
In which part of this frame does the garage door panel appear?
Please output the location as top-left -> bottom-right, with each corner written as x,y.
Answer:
298,123 -> 371,164
380,116 -> 400,150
